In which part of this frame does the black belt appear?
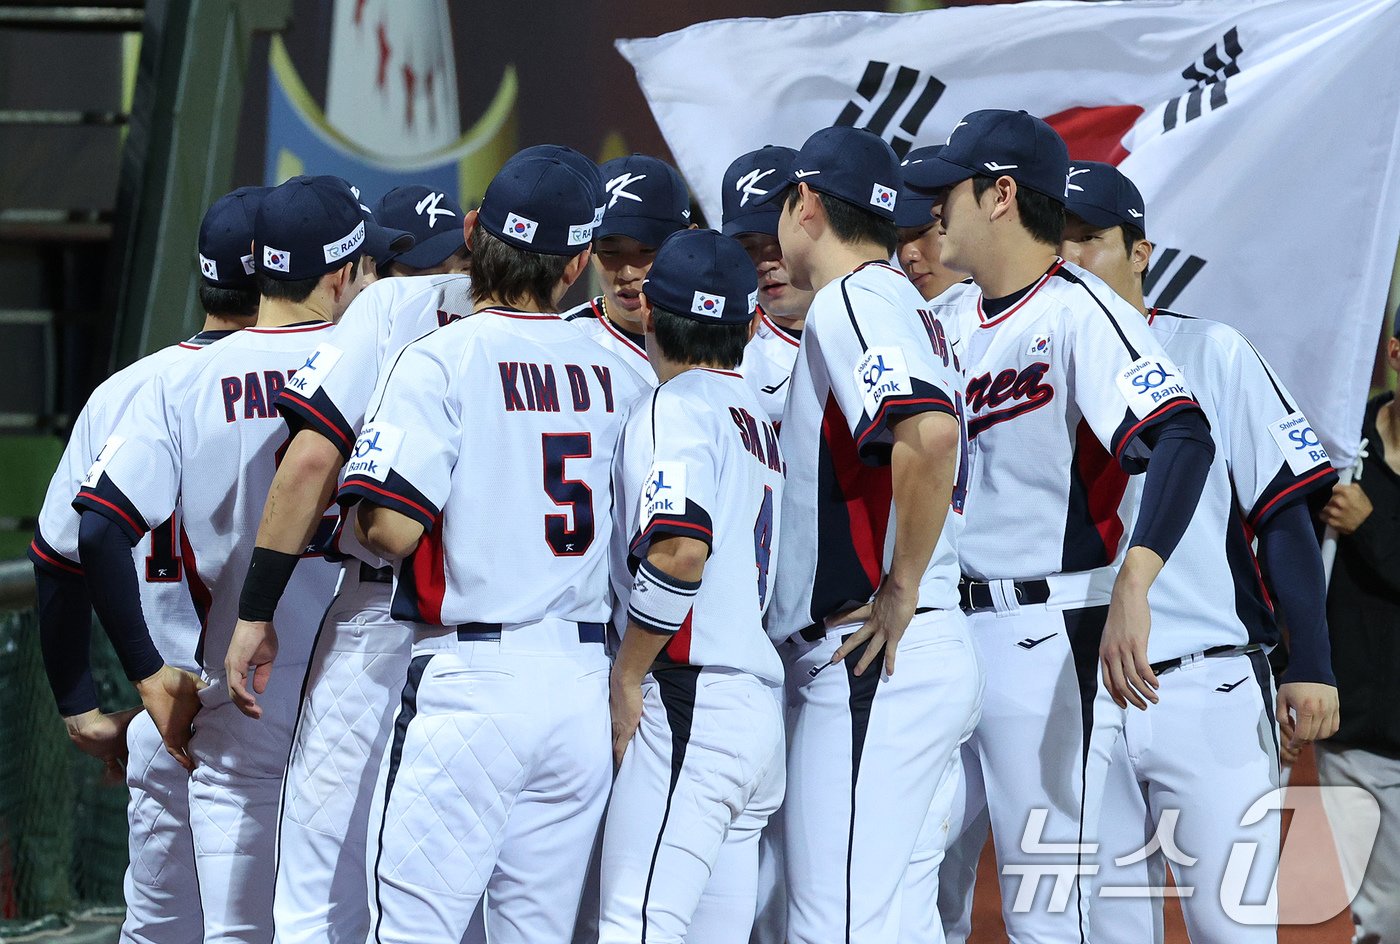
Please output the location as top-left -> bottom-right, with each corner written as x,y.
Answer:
797,607 -> 935,643
359,562 -> 394,584
456,621 -> 607,644
958,577 -> 1051,613
1149,644 -> 1260,676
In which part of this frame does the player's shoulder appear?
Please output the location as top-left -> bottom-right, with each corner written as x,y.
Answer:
1044,259 -> 1144,327
563,296 -> 603,322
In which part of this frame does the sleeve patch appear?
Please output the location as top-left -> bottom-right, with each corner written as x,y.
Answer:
855,347 -> 912,418
1115,355 -> 1189,420
641,461 -> 688,524
81,435 -> 125,489
285,343 -> 344,400
345,422 -> 405,483
1268,412 -> 1330,474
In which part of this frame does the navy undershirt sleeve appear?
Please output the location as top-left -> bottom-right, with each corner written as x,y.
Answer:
35,565 -> 100,716
78,511 -> 164,683
1256,499 -> 1335,686
1127,411 -> 1215,562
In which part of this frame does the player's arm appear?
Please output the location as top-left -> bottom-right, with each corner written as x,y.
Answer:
1321,480 -> 1400,593
1102,411 -> 1215,709
355,505 -> 424,562
611,534 -> 708,767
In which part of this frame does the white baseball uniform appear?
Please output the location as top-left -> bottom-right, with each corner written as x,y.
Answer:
769,261 -> 981,944
600,367 -> 787,943
1093,310 -> 1335,944
74,323 -> 341,944
739,310 -> 801,426
268,273 -> 472,944
32,329 -> 231,944
340,308 -> 647,944
565,295 -> 657,383
946,259 -> 1203,944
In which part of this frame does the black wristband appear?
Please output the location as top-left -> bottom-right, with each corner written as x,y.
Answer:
238,547 -> 301,621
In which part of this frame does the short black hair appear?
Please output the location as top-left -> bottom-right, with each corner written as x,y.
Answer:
469,228 -> 573,311
652,306 -> 749,369
971,175 -> 1065,247
255,256 -> 362,303
782,185 -> 897,256
197,281 -> 259,318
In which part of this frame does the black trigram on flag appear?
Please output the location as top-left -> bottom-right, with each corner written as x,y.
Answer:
1163,27 -> 1243,133
1144,248 -> 1208,310
835,61 -> 946,159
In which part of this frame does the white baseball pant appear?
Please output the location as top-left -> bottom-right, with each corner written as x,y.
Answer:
935,740 -> 990,944
782,607 -> 982,944
1092,648 -> 1280,944
272,565 -> 411,944
366,618 -> 611,944
598,666 -> 785,944
121,708 -> 202,944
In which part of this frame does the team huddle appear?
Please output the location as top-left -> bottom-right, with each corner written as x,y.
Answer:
30,109 -> 1342,944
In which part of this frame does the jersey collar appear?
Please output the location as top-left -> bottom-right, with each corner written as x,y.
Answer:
977,259 -> 1062,328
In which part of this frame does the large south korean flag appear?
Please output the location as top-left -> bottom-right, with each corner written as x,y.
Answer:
618,0 -> 1400,464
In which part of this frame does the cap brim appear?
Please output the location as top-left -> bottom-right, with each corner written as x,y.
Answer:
722,208 -> 780,238
901,155 -> 976,193
1065,202 -> 1135,231
593,216 -> 686,248
392,227 -> 465,269
894,195 -> 938,229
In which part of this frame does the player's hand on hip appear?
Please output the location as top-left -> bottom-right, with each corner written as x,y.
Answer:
609,669 -> 643,770
135,664 -> 206,772
1101,582 -> 1159,710
1277,681 -> 1341,750
1319,482 -> 1372,536
63,706 -> 140,785
226,619 -> 279,719
829,578 -> 918,677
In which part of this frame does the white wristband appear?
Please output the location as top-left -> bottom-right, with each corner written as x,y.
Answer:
627,559 -> 700,634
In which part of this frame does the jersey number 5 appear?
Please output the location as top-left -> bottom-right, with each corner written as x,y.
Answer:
543,433 -> 595,557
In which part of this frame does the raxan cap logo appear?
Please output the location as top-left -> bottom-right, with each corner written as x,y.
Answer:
870,183 -> 897,211
263,245 -> 291,273
199,253 -> 219,281
323,220 -> 366,264
691,291 -> 725,318
748,290 -> 758,312
503,212 -> 538,244
568,221 -> 595,246
414,191 -> 455,229
736,168 -> 775,207
605,172 -> 647,208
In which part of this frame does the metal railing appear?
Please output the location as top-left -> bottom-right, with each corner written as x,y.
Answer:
0,558 -> 37,609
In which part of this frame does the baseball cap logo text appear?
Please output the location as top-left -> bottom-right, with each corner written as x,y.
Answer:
323,220 -> 366,264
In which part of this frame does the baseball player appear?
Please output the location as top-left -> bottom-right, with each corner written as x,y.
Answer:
340,153 -> 645,944
1060,161 -> 1339,942
565,153 -> 694,383
372,185 -> 472,277
30,187 -> 263,944
896,145 -> 968,306
74,175 -> 366,944
749,125 -> 980,944
721,145 -> 812,426
902,109 -> 1216,943
599,229 -> 785,943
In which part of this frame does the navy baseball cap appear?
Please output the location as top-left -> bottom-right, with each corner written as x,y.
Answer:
374,186 -> 464,268
895,145 -> 945,228
755,126 -> 900,221
477,155 -> 597,256
596,154 -> 691,247
1064,161 -> 1147,237
721,146 -> 797,237
254,176 -> 367,281
516,144 -> 606,225
642,229 -> 758,326
198,186 -> 268,288
902,109 -> 1070,205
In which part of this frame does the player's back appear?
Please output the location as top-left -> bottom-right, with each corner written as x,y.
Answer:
355,309 -> 648,627
615,367 -> 785,682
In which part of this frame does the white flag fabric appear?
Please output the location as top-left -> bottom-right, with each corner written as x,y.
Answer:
618,0 -> 1400,464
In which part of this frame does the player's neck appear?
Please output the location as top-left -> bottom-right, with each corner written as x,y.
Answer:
654,357 -> 734,384
806,239 -> 891,294
601,295 -> 645,336
767,310 -> 807,332
202,313 -> 255,333
472,294 -> 549,315
257,296 -> 333,328
971,240 -> 1058,299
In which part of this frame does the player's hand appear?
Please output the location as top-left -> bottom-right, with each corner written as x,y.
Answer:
1277,681 -> 1340,751
1101,582 -> 1159,710
609,670 -> 644,770
63,707 -> 140,785
829,577 -> 918,677
135,664 -> 206,772
1279,730 -> 1302,768
1319,483 -> 1372,536
226,619 -> 278,719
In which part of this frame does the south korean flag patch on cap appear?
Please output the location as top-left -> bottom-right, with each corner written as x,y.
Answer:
870,183 -> 897,212
199,254 -> 219,281
263,246 -> 291,273
691,291 -> 725,318
503,212 -> 538,244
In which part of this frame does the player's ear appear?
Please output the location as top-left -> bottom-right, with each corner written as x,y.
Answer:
638,292 -> 655,334
987,176 -> 1016,222
747,309 -> 760,343
560,248 -> 591,293
1132,238 -> 1153,279
462,208 -> 479,251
